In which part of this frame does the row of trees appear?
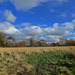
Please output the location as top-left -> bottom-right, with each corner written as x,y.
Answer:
0,32 -> 75,47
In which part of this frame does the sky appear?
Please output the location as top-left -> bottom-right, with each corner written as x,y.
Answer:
0,0 -> 75,42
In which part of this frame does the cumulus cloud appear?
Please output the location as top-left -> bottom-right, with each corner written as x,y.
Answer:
20,26 -> 43,36
62,20 -> 75,28
43,21 -> 74,36
18,19 -> 75,42
10,0 -> 68,10
0,21 -> 19,35
4,10 -> 17,22
0,19 -> 75,42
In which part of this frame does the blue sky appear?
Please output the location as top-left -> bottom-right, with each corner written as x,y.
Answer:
0,0 -> 75,42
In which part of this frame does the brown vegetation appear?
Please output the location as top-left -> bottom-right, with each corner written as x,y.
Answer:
0,46 -> 75,55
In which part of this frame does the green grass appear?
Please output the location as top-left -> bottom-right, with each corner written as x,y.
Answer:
0,51 -> 75,75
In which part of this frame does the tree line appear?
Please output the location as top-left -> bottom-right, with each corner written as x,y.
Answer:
0,32 -> 75,47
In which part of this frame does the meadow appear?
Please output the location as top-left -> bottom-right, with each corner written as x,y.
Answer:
0,46 -> 75,75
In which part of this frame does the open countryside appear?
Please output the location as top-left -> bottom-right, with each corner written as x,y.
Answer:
0,0 -> 75,75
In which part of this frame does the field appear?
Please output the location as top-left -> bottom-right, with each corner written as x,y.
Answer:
0,46 -> 75,75
0,46 -> 75,54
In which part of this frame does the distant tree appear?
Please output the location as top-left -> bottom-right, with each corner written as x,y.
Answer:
0,32 -> 6,47
50,43 -> 59,46
40,39 -> 47,47
59,37 -> 67,46
7,36 -> 16,47
36,41 -> 43,47
28,36 -> 36,47
7,36 -> 16,41
59,37 -> 75,46
65,39 -> 75,46
14,41 -> 27,47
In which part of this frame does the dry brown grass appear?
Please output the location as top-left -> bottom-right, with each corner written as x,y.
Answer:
0,46 -> 75,55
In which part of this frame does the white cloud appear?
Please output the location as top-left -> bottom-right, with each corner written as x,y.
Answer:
53,23 -> 59,28
0,21 -> 19,35
10,0 -> 68,10
43,21 -> 74,36
20,26 -> 43,36
10,0 -> 47,10
62,19 -> 75,28
13,19 -> 75,40
40,35 -> 60,43
14,19 -> 75,41
0,19 -> 75,42
4,10 -> 17,22
21,22 -> 31,26
5,27 -> 18,35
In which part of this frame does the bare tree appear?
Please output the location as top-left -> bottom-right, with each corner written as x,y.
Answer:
7,36 -> 16,47
59,37 -> 67,45
40,39 -> 47,47
25,36 -> 36,47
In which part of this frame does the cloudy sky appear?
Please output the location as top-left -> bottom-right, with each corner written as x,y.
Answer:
0,0 -> 75,42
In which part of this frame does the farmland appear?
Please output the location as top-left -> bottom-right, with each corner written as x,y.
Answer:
0,46 -> 75,75
0,46 -> 75,54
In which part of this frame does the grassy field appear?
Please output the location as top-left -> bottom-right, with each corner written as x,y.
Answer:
0,46 -> 75,75
0,46 -> 75,55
